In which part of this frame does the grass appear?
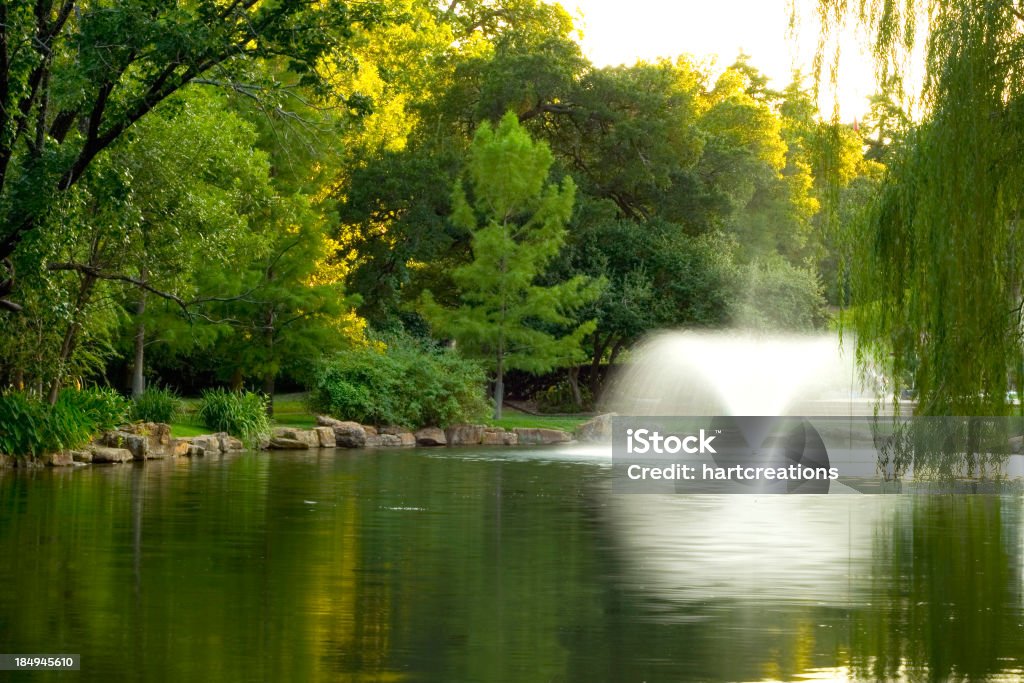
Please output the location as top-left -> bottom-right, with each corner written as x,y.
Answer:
170,393 -> 315,438
487,408 -> 589,433
168,392 -> 589,438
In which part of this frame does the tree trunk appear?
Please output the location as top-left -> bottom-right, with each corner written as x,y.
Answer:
493,352 -> 504,420
130,266 -> 147,398
229,368 -> 244,391
588,331 -> 609,398
567,365 -> 583,410
263,307 -> 275,418
263,371 -> 275,418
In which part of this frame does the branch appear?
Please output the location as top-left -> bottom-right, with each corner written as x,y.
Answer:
518,102 -> 576,123
46,262 -> 264,320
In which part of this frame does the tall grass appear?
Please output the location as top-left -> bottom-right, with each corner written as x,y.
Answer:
196,389 -> 270,445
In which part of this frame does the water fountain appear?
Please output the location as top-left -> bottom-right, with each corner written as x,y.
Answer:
600,329 -> 896,605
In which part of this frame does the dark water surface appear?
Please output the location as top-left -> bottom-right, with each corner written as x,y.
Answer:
1,447 -> 1023,682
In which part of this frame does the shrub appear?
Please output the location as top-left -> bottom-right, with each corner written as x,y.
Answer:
58,386 -> 130,432
0,387 -> 129,458
131,386 -> 184,424
309,337 -> 489,427
197,389 -> 270,445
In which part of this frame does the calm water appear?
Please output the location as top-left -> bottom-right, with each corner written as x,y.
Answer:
1,447 -> 1023,682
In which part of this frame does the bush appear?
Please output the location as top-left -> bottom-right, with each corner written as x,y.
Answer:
197,389 -> 270,445
308,338 -> 489,427
0,387 -> 129,458
131,386 -> 184,424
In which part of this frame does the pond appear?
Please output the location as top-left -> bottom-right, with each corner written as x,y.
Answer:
1,447 -> 1023,682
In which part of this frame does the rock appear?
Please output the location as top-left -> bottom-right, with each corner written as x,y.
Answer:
1010,435 -> 1024,454
274,428 -> 320,448
126,434 -> 149,461
363,425 -> 378,436
481,428 -> 507,445
364,435 -> 383,447
316,415 -> 343,427
218,434 -> 244,451
379,426 -> 415,446
169,439 -> 190,457
40,451 -> 75,467
90,446 -> 134,463
503,431 -> 519,446
121,422 -> 174,457
378,434 -> 405,447
0,454 -> 10,468
315,427 -> 336,448
185,445 -> 206,457
513,428 -> 572,445
445,424 -> 485,446
575,413 -> 616,442
191,435 -> 223,455
415,427 -> 447,447
268,437 -> 309,450
70,450 -> 92,463
332,422 -> 367,448
98,430 -> 131,449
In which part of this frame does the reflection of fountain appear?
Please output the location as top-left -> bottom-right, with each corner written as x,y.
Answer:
602,330 -> 890,605
605,330 -> 888,417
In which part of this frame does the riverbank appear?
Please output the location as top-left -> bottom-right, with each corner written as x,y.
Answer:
0,403 -> 607,468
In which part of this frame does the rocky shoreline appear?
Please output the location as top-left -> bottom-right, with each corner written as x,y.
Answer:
0,414 -> 613,468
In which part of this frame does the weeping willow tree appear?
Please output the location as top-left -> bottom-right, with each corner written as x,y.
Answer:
815,0 -> 1024,414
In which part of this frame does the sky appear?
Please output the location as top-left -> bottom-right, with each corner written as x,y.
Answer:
566,0 -> 879,121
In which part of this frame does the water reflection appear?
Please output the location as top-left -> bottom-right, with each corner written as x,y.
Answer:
0,450 -> 1022,681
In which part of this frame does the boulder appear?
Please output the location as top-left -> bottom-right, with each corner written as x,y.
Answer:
98,429 -> 131,449
185,445 -> 206,457
446,424 -> 485,446
41,451 -> 75,467
379,426 -> 415,447
90,446 -> 134,463
268,437 -> 309,450
513,428 -> 572,445
332,422 -> 367,448
363,425 -> 378,436
316,415 -> 343,427
218,434 -> 244,451
315,427 -> 336,448
274,428 -> 319,448
574,413 -> 616,443
1010,435 -> 1024,454
366,433 -> 404,447
191,435 -> 223,455
122,422 -> 174,457
481,428 -> 507,446
415,427 -> 447,447
503,431 -> 519,446
126,434 -> 149,461
70,450 -> 93,463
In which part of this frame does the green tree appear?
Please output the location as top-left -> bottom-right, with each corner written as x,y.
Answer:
815,0 -> 1024,414
419,112 -> 599,418
0,0 -> 368,313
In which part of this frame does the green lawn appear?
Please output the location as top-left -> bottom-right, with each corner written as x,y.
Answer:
169,393 -> 588,438
487,408 -> 589,432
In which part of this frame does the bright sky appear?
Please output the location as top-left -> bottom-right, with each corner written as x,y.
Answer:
567,0 -> 879,121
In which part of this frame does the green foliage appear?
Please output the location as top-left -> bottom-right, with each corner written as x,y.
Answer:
734,257 -> 831,331
196,390 -> 271,445
534,380 -> 592,414
308,338 -> 490,427
419,113 -> 601,418
817,0 -> 1024,413
0,387 -> 128,458
131,387 -> 184,424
